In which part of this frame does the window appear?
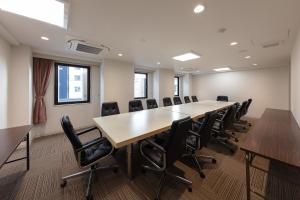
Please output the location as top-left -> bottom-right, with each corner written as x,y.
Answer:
174,76 -> 179,96
55,63 -> 90,105
134,72 -> 148,99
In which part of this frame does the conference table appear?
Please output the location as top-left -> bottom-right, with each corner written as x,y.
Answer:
93,100 -> 235,178
0,125 -> 32,170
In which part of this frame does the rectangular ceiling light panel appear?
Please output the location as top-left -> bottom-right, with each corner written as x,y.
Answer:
0,0 -> 66,28
173,52 -> 201,61
213,67 -> 231,72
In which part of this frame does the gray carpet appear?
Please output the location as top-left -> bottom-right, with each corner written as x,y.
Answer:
0,119 -> 300,200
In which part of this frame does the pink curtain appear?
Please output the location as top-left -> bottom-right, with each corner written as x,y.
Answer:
33,58 -> 53,124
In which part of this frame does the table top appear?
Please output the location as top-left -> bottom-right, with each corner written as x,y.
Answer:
93,108 -> 188,148
161,100 -> 235,119
240,109 -> 300,168
0,125 -> 32,168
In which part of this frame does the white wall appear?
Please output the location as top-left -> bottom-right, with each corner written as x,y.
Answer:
7,46 -> 33,127
0,36 -> 11,129
183,74 -> 192,97
153,68 -> 175,106
101,59 -> 134,113
291,28 -> 300,125
192,67 -> 290,118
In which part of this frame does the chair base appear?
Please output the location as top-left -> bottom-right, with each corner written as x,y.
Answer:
141,166 -> 192,200
61,164 -> 118,200
183,153 -> 216,178
211,137 -> 236,153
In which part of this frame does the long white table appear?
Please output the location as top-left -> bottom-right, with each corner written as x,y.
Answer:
93,100 -> 235,178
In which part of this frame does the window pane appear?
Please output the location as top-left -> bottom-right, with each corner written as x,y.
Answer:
134,73 -> 147,98
174,77 -> 179,96
56,64 -> 89,104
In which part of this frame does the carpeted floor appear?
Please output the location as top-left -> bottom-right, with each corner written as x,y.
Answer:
0,119 -> 300,200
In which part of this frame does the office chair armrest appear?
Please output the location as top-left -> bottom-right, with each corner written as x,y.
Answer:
189,130 -> 201,138
143,139 -> 166,153
76,138 -> 104,153
192,120 -> 203,127
140,139 -> 166,171
76,126 -> 102,137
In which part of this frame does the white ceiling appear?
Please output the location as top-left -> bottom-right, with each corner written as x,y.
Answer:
0,0 -> 300,74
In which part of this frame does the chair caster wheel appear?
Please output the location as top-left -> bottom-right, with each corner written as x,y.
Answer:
230,149 -> 235,153
60,180 -> 67,188
199,172 -> 206,178
235,138 -> 239,142
86,195 -> 93,200
188,187 -> 192,192
232,132 -> 235,135
212,159 -> 217,164
141,168 -> 146,174
113,167 -> 119,173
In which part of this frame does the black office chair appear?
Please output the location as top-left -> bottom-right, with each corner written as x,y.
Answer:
217,96 -> 229,102
184,96 -> 191,103
129,100 -> 143,112
146,99 -> 158,109
163,97 -> 172,107
60,116 -> 118,200
140,117 -> 193,200
101,102 -> 120,116
173,96 -> 182,105
211,105 -> 238,153
191,96 -> 198,102
185,111 -> 218,178
234,100 -> 250,130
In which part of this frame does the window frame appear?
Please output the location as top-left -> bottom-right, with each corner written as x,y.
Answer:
54,62 -> 91,105
134,72 -> 148,99
174,76 -> 180,96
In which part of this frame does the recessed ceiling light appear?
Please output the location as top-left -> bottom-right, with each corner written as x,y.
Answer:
252,63 -> 258,66
214,67 -> 231,72
41,36 -> 49,41
173,52 -> 201,62
194,4 -> 205,14
244,56 -> 251,59
230,42 -> 238,46
157,62 -> 161,65
118,53 -> 123,57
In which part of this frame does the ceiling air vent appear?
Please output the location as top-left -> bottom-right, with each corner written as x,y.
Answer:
76,43 -> 103,54
261,41 -> 282,48
66,39 -> 110,55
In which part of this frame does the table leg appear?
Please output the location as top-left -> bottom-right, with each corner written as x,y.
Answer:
127,144 -> 132,179
245,152 -> 251,200
26,133 -> 30,170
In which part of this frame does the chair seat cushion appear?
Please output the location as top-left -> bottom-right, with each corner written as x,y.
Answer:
186,135 -> 197,148
80,138 -> 113,166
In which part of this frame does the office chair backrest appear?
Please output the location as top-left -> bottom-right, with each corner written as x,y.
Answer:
184,96 -> 191,103
165,117 -> 192,166
245,98 -> 252,113
191,96 -> 198,102
101,102 -> 120,116
129,100 -> 143,112
173,96 -> 182,105
199,111 -> 218,148
163,97 -> 173,107
235,101 -> 247,120
146,99 -> 158,109
217,96 -> 229,102
61,116 -> 82,154
222,105 -> 237,130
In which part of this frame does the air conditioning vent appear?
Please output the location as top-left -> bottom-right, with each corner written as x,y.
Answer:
66,38 -> 110,55
76,43 -> 103,54
261,41 -> 281,48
